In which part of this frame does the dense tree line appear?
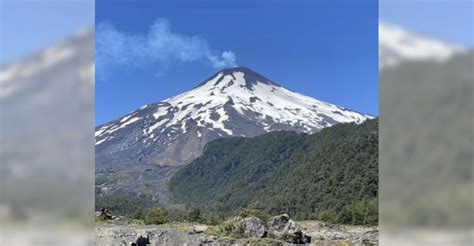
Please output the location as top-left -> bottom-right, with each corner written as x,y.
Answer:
95,193 -> 225,225
95,194 -> 156,219
170,119 -> 378,225
380,52 -> 474,227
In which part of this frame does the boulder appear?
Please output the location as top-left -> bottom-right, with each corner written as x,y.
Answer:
132,235 -> 150,246
330,231 -> 348,240
268,214 -> 311,244
267,214 -> 290,238
282,219 -> 311,244
198,235 -> 217,243
283,219 -> 299,234
241,217 -> 265,238
192,225 -> 209,234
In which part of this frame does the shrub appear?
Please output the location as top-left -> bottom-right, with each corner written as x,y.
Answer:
316,210 -> 338,224
187,207 -> 203,222
132,207 -> 146,220
168,209 -> 187,222
206,216 -> 243,239
203,212 -> 225,225
144,207 -> 170,225
336,197 -> 378,225
239,202 -> 270,224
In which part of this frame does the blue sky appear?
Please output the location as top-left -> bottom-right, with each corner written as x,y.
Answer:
1,0 -> 470,126
380,0 -> 473,47
0,0 -> 94,64
96,0 -> 379,125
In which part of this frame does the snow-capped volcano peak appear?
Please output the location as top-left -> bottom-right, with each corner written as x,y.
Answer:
95,67 -> 372,167
195,66 -> 280,91
379,23 -> 462,68
155,67 -> 369,135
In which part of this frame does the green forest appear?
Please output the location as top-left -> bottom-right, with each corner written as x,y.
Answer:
170,119 -> 378,225
379,52 -> 474,228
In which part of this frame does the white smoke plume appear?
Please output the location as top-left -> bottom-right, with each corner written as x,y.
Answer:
96,18 -> 237,81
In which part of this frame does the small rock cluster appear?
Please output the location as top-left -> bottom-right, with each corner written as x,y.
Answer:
236,214 -> 311,244
96,226 -> 214,245
300,222 -> 379,245
96,216 -> 378,245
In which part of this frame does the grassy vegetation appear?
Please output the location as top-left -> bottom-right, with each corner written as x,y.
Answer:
144,207 -> 170,225
238,202 -> 271,224
233,238 -> 288,245
206,216 -> 243,240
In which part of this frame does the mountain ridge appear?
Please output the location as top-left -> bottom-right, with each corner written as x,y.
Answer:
95,67 -> 372,169
379,22 -> 462,68
95,67 -> 372,201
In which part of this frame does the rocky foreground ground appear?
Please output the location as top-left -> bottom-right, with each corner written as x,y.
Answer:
96,214 -> 378,246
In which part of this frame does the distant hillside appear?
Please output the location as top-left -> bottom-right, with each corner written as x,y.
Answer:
380,52 -> 474,227
170,119 -> 378,225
